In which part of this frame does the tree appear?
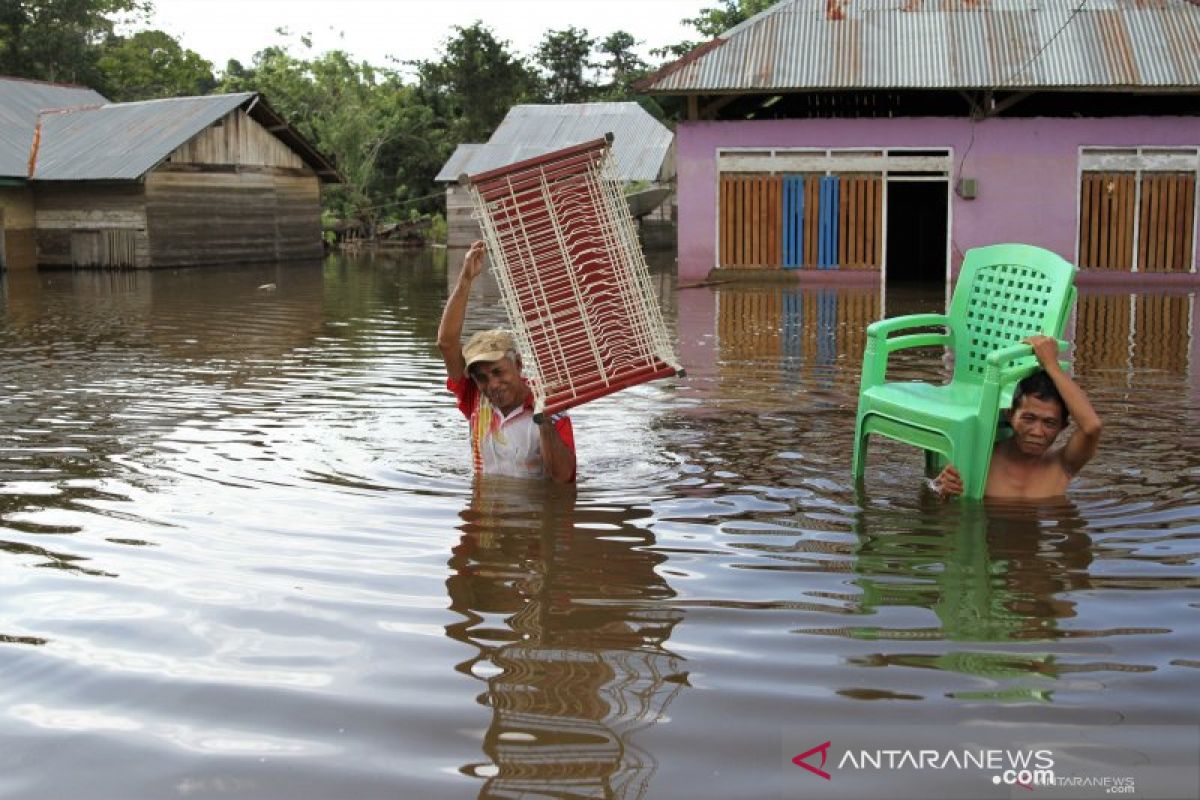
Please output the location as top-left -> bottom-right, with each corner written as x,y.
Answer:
596,30 -> 648,99
414,22 -> 541,143
652,0 -> 777,59
96,29 -> 215,100
534,26 -> 595,104
0,0 -> 150,86
218,38 -> 447,228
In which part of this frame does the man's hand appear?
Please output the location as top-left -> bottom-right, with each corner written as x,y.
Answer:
462,240 -> 486,282
1023,334 -> 1061,370
931,464 -> 963,498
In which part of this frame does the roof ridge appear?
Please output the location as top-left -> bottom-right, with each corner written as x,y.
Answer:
96,91 -> 255,109
0,74 -> 98,91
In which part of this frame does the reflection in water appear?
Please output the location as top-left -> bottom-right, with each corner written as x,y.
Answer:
803,498 -> 1169,704
0,256 -> 1197,797
447,479 -> 685,799
1075,291 -> 1195,377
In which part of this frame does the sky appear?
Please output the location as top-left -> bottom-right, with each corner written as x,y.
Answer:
140,0 -> 709,75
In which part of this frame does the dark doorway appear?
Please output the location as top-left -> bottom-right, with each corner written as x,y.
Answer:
886,180 -> 947,285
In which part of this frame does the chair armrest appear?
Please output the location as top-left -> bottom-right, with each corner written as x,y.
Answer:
860,314 -> 951,390
865,313 -> 950,339
987,339 -> 1069,386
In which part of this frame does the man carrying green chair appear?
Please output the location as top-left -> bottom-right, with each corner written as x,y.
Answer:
851,243 -> 1102,501
931,333 -> 1102,500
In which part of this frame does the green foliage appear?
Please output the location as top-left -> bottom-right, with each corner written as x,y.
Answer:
0,0 -> 150,87
429,212 -> 447,245
96,29 -> 215,100
218,40 -> 445,227
652,0 -> 777,60
414,22 -> 541,144
534,26 -> 595,104
596,31 -> 649,99
687,0 -> 778,38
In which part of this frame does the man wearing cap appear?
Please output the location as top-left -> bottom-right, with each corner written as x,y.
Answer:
437,241 -> 576,483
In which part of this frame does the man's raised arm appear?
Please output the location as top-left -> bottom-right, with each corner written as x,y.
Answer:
1025,335 -> 1103,475
437,241 -> 486,380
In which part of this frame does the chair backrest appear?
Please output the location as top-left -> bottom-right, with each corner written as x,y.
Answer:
947,244 -> 1077,385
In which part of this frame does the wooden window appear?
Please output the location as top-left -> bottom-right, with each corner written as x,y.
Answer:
1138,173 -> 1196,273
1078,148 -> 1199,273
1078,172 -> 1136,270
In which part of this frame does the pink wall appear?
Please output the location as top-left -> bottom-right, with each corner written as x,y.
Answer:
676,116 -> 1200,282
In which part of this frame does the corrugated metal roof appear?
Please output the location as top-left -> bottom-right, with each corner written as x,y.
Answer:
642,0 -> 1200,93
30,92 -> 253,180
435,102 -> 674,182
0,77 -> 107,178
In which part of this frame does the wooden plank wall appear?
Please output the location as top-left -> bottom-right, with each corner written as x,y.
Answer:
445,185 -> 481,249
803,176 -> 820,267
837,174 -> 882,270
1078,172 -> 1136,271
719,174 -> 781,268
0,186 -> 37,269
32,183 -> 150,267
719,173 -> 881,269
146,169 -> 321,266
169,110 -> 306,170
1139,172 -> 1196,273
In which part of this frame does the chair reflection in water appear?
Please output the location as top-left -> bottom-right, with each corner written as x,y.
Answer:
852,243 -> 1077,499
839,501 -> 1097,703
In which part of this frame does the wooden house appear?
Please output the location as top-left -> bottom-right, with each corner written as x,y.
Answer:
0,78 -> 106,269
1,77 -> 338,269
636,0 -> 1200,286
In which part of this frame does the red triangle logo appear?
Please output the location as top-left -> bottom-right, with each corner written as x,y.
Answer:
792,740 -> 832,780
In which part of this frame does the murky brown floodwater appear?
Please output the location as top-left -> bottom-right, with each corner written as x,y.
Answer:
0,251 -> 1197,799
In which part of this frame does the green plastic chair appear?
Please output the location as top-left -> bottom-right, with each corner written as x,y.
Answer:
852,243 -> 1077,499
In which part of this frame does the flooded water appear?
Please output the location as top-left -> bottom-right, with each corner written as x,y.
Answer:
0,251 -> 1197,799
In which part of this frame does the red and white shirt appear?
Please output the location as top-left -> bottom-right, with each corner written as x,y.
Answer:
447,376 -> 576,482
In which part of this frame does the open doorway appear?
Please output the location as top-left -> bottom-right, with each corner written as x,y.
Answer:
885,180 -> 948,286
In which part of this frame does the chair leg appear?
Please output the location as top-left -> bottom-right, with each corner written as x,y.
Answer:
852,417 -> 868,480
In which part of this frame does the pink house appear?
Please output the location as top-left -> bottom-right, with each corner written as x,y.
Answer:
639,0 -> 1200,287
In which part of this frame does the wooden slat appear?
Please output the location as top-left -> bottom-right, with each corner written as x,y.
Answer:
1153,175 -> 1167,271
1165,173 -> 1178,271
750,175 -> 759,266
1079,174 -> 1092,267
1182,174 -> 1197,273
1121,173 -> 1135,270
874,177 -> 883,267
809,175 -> 820,267
1097,173 -> 1108,268
840,175 -> 849,266
771,175 -> 782,267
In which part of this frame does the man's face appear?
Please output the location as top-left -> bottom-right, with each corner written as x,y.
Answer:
469,356 -> 526,414
1009,394 -> 1066,457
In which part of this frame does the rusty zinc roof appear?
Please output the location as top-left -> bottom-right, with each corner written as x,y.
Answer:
27,92 -> 340,182
640,0 -> 1200,93
0,77 -> 107,178
435,102 -> 674,182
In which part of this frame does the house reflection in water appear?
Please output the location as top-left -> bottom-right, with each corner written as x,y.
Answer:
1074,290 -> 1196,377
715,286 -> 879,402
445,479 -> 686,799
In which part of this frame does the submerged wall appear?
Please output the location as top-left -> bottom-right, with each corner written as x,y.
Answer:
675,116 -> 1200,282
0,185 -> 36,269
